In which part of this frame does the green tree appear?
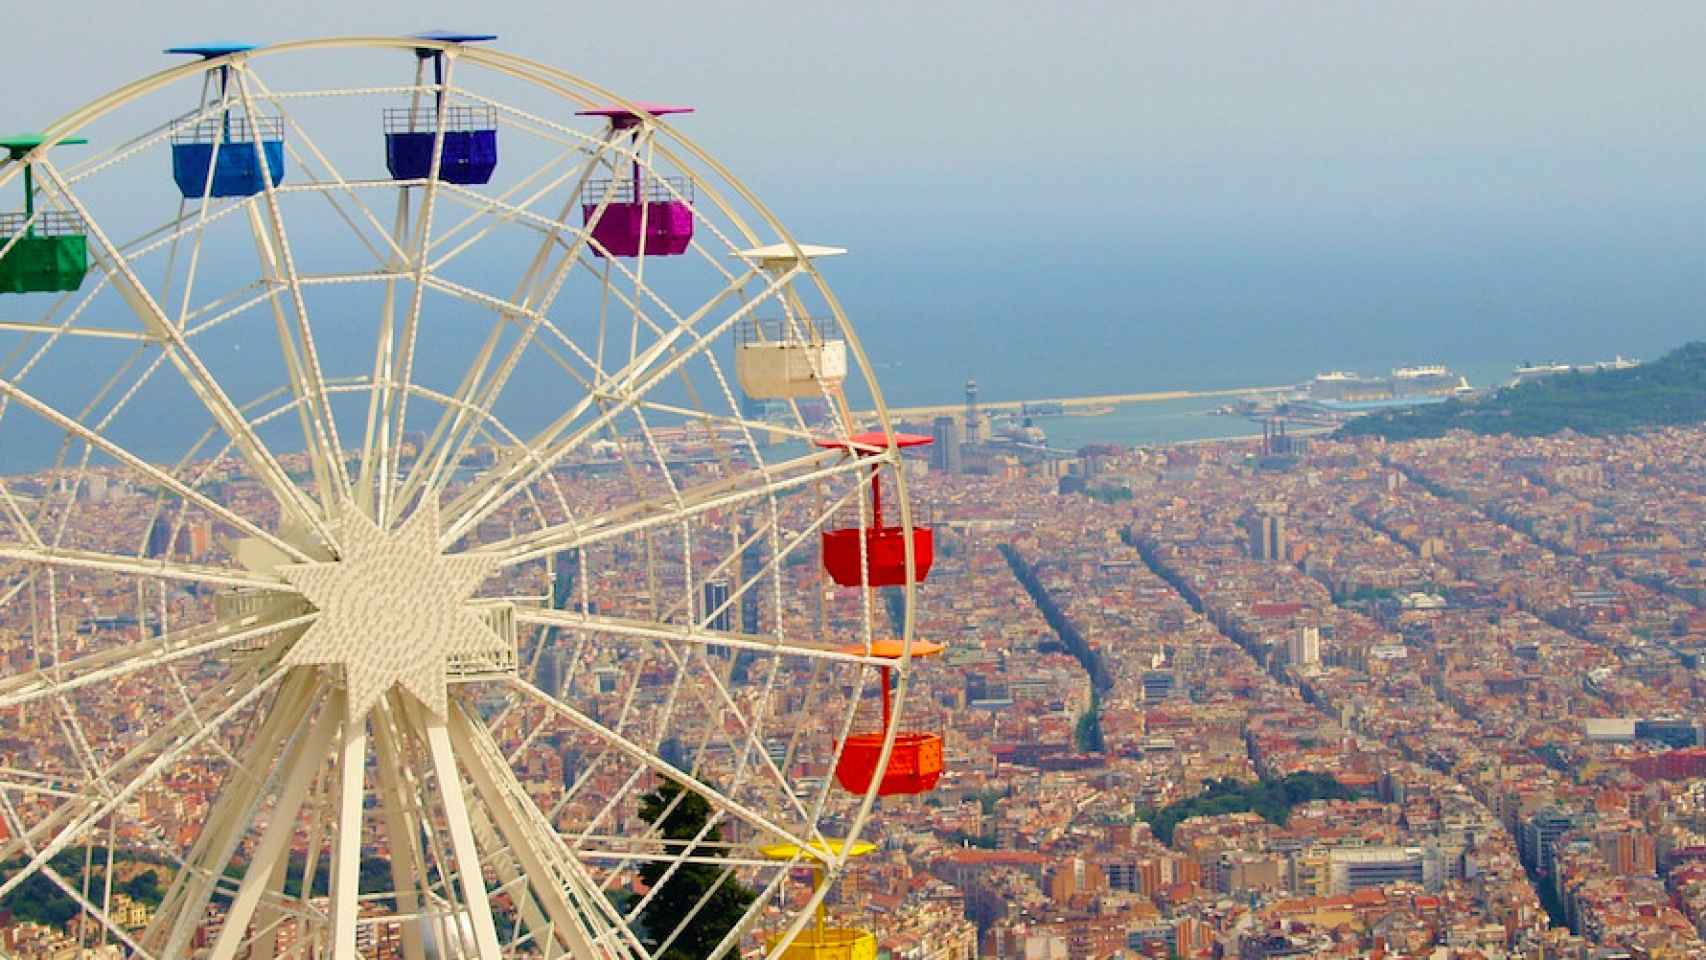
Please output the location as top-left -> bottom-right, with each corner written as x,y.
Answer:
121,869 -> 162,906
637,780 -> 757,960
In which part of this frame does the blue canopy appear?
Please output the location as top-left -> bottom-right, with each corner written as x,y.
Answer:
411,31 -> 497,44
164,44 -> 258,59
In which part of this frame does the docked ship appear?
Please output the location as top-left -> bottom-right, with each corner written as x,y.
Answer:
1510,356 -> 1639,387
1390,364 -> 1466,397
1303,364 -> 1470,412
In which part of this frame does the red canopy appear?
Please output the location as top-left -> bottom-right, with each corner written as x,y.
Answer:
814,431 -> 933,454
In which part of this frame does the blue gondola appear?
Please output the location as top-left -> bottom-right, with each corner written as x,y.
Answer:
384,106 -> 496,185
165,44 -> 286,199
386,31 -> 498,185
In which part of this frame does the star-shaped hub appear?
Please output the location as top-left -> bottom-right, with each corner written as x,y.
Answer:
278,500 -> 503,723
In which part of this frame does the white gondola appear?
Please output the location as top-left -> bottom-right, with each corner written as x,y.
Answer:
734,243 -> 849,398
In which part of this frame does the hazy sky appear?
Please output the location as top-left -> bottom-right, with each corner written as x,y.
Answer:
10,2 -> 1706,398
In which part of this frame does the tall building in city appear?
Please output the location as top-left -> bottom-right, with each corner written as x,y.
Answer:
1288,626 -> 1321,668
537,647 -> 563,698
1522,808 -> 1577,877
1245,504 -> 1288,562
186,520 -> 212,560
739,520 -> 764,635
702,578 -> 732,632
552,551 -> 579,610
144,517 -> 173,559
931,415 -> 963,474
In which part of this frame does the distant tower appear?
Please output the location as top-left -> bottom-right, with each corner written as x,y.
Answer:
1262,418 -> 1294,457
964,377 -> 982,442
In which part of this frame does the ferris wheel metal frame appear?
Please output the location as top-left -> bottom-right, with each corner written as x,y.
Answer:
0,35 -> 941,960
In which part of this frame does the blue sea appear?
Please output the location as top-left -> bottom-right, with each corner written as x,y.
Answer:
1,207 -> 1695,469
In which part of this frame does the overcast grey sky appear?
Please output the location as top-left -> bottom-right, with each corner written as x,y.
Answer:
11,1 -> 1706,395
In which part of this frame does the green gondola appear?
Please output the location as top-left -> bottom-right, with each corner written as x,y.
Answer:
0,134 -> 88,294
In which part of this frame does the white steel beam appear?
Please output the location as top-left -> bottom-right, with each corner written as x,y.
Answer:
207,695 -> 339,960
421,703 -> 504,960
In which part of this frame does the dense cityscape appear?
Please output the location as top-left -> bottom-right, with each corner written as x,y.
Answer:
8,407 -> 1706,958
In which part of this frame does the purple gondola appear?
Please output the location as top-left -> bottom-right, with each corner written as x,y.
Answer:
577,103 -> 695,257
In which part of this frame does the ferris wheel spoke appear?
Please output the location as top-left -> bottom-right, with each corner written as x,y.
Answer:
439,265 -> 800,547
636,398 -> 824,445
234,69 -> 352,505
502,676 -> 817,851
400,144 -> 621,512
0,540 -> 286,591
513,609 -> 881,669
30,161 -> 333,548
241,69 -> 408,267
0,665 -> 288,904
241,198 -> 344,508
416,272 -> 605,384
0,318 -> 156,342
0,365 -> 301,554
377,57 -> 464,528
423,131 -> 605,273
478,447 -> 864,567
0,608 -> 313,712
449,699 -> 638,960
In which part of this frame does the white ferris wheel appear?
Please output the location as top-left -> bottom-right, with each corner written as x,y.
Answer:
0,35 -> 946,960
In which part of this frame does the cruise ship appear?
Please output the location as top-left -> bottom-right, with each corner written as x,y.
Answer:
1304,364 -> 1470,411
1510,356 -> 1639,387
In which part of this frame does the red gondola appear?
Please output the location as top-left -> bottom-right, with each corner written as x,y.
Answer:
816,432 -> 933,587
834,639 -> 945,796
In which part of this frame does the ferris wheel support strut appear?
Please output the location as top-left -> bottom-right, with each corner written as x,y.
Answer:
207,692 -> 340,960
150,670 -> 322,957
449,700 -> 607,960
330,692 -> 370,959
372,696 -> 431,960
415,699 -> 504,960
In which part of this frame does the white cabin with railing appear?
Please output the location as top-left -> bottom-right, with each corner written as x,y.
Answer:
732,244 -> 849,399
